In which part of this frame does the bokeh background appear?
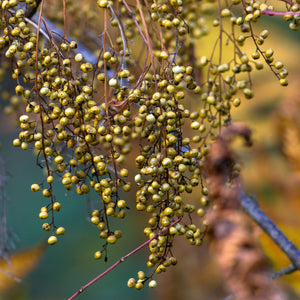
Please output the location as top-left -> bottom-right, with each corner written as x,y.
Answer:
1,3 -> 300,300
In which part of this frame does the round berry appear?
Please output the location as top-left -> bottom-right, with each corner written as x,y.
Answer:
48,236 -> 57,245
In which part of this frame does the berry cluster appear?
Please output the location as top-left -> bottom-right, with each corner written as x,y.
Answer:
0,0 -> 297,290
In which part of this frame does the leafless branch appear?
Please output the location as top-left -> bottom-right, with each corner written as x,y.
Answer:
271,264 -> 298,279
240,193 -> 300,272
68,217 -> 182,300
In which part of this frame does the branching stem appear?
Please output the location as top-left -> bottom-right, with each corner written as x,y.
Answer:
240,193 -> 300,271
68,217 -> 182,300
261,10 -> 300,16
271,263 -> 298,279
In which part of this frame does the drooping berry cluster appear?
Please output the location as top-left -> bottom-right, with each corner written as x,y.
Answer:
0,0 -> 297,290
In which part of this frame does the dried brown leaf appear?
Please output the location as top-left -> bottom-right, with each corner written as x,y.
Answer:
206,124 -> 286,300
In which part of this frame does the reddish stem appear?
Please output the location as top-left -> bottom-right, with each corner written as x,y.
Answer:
278,0 -> 295,5
68,217 -> 183,300
261,10 -> 300,15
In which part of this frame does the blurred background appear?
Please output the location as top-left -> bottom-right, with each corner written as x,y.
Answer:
1,4 -> 300,300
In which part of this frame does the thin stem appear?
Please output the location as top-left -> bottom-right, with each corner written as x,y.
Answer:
23,16 -> 50,43
121,0 -> 147,44
30,14 -> 99,64
261,10 -> 300,16
240,0 -> 280,80
34,0 -> 56,231
107,3 -> 127,69
217,0 -> 223,135
63,0 -> 68,40
68,217 -> 182,300
278,0 -> 295,5
0,158 -> 9,257
136,0 -> 158,88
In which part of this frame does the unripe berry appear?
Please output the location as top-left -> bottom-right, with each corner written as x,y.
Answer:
265,48 -> 274,58
279,78 -> 288,86
107,235 -> 117,244
53,202 -> 61,212
117,200 -> 126,208
48,236 -> 57,245
94,251 -> 102,259
56,227 -> 65,235
31,183 -> 40,192
135,281 -> 144,290
137,271 -> 145,280
39,211 -> 48,219
127,278 -> 136,288
42,223 -> 51,231
221,8 -> 231,17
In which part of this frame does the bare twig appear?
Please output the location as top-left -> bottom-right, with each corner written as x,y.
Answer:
0,158 -> 13,258
26,13 -> 116,81
68,217 -> 183,300
24,16 -> 50,43
240,193 -> 300,271
30,14 -> 98,64
107,3 -> 128,68
271,264 -> 298,279
261,10 -> 300,16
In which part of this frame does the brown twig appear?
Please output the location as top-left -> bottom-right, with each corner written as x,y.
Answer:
261,10 -> 300,16
68,217 -> 182,300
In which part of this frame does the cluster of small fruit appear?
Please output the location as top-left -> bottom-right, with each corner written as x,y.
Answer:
0,0 -> 297,289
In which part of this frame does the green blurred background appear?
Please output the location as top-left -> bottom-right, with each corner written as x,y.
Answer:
1,6 -> 300,300
0,124 -> 152,300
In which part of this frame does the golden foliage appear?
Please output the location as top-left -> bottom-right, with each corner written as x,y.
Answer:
0,242 -> 46,294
